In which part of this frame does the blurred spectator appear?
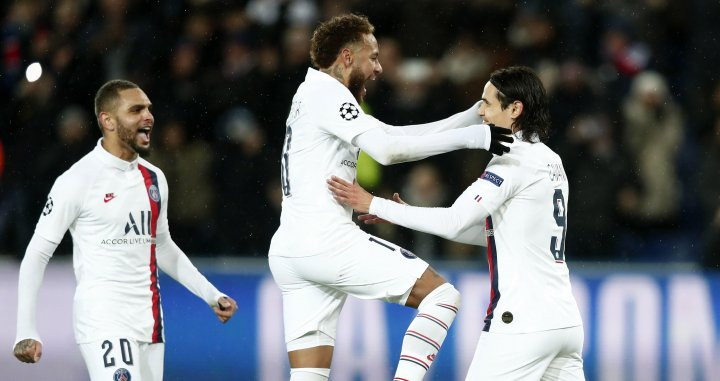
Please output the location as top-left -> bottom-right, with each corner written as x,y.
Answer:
83,0 -> 159,82
34,105 -> 94,201
147,119 -> 216,254
618,71 -> 684,228
507,7 -> 558,65
560,113 -> 629,260
438,33 -> 490,106
1,1 -> 718,262
397,163 -> 448,260
213,108 -> 277,256
547,59 -> 603,147
698,118 -> 720,269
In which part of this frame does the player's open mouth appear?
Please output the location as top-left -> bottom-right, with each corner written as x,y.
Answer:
137,127 -> 151,144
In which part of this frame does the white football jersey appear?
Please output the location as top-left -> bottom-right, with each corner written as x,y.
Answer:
468,135 -> 582,333
35,140 -> 169,344
270,68 -> 381,257
369,133 -> 583,333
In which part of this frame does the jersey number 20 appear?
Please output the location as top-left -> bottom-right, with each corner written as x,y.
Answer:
102,338 -> 133,368
550,189 -> 567,263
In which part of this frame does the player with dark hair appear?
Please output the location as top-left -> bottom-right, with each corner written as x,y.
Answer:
269,13 -> 512,381
329,66 -> 585,380
14,79 -> 238,381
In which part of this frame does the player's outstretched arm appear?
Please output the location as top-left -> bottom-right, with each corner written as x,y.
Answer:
155,233 -> 236,322
380,101 -> 483,135
329,176 -> 489,245
14,234 -> 58,364
13,339 -> 42,363
212,296 -> 238,323
354,123 -> 512,166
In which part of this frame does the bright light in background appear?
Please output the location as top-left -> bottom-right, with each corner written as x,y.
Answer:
25,62 -> 42,82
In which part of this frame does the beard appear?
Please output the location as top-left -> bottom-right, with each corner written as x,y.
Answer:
117,120 -> 151,156
347,68 -> 366,102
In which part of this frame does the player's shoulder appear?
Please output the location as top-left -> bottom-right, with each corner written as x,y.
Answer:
137,157 -> 166,179
487,138 -> 554,177
301,69 -> 357,105
48,150 -> 102,200
57,150 -> 103,184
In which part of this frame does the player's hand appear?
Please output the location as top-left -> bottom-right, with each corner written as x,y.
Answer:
357,193 -> 407,224
487,124 -> 513,155
13,338 -> 42,363
212,296 -> 238,324
327,176 -> 374,213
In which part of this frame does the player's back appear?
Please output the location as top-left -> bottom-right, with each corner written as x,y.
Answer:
270,68 -> 377,257
483,137 -> 582,333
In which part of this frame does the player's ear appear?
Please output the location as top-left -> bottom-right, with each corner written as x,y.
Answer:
340,46 -> 353,67
99,112 -> 115,132
510,101 -> 524,118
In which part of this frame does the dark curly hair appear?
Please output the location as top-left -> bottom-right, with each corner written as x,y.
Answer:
310,14 -> 374,69
489,66 -> 551,143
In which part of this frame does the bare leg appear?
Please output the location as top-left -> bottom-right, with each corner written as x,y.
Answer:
405,267 -> 448,308
288,345 -> 333,381
288,346 -> 334,368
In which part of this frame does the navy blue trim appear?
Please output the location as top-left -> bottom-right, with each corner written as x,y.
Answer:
369,237 -> 395,251
483,216 -> 500,332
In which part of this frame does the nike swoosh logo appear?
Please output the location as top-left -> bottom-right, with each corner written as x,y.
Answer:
104,195 -> 116,203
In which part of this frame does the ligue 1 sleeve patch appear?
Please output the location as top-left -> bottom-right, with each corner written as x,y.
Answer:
480,171 -> 504,187
339,102 -> 359,120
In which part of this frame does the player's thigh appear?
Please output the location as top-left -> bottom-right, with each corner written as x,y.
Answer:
139,342 -> 165,381
542,326 -> 585,381
333,234 -> 429,303
465,331 -> 556,381
79,337 -> 143,381
269,255 -> 348,344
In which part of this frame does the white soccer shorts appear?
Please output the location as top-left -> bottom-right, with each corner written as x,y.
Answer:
465,325 -> 584,380
79,338 -> 164,381
269,233 -> 429,348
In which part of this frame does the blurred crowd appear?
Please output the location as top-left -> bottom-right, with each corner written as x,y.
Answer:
1,0 -> 718,268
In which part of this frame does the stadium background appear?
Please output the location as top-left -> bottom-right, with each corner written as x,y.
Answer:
1,0 -> 719,380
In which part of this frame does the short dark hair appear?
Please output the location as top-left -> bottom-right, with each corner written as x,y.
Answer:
310,14 -> 374,69
489,66 -> 551,143
94,79 -> 139,130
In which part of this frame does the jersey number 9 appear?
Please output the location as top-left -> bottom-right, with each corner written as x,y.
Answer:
550,189 -> 567,263
280,126 -> 292,197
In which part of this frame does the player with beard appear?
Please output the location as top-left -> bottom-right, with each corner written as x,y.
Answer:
13,80 -> 238,381
269,14 -> 513,381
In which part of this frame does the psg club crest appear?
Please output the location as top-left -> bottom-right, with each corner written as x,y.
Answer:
42,197 -> 53,216
339,102 -> 359,121
148,185 -> 160,202
113,368 -> 131,381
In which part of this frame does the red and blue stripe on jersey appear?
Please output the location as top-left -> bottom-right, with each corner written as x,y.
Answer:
138,164 -> 163,343
483,216 -> 500,332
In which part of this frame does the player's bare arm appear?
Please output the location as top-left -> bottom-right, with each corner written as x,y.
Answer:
212,296 -> 238,323
13,338 -> 42,363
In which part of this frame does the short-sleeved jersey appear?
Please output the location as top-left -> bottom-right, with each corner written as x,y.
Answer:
270,68 -> 382,257
35,140 -> 169,344
460,134 -> 582,333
